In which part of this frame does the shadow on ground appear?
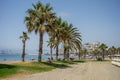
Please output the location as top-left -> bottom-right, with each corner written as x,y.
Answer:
41,62 -> 71,69
0,64 -> 17,69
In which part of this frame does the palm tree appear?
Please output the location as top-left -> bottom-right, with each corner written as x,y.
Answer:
46,16 -> 57,60
52,17 -> 63,60
20,32 -> 29,62
117,47 -> 120,54
92,49 -> 100,60
24,1 -> 54,62
61,23 -> 82,60
83,49 -> 87,59
108,46 -> 116,59
61,21 -> 69,60
47,37 -> 55,60
108,47 -> 113,59
99,43 -> 108,60
79,50 -> 84,59
78,51 -> 81,60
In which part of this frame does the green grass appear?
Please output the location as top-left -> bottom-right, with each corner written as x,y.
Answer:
72,60 -> 86,63
0,64 -> 18,77
0,62 -> 54,77
0,60 -> 85,78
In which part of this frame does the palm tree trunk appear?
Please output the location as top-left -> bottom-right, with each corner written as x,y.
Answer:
78,52 -> 81,60
63,41 -> 66,60
22,41 -> 25,62
56,44 -> 58,60
84,53 -> 86,59
50,45 -> 53,60
102,51 -> 105,60
38,32 -> 43,62
66,49 -> 69,60
63,47 -> 67,60
109,53 -> 112,59
96,55 -> 98,60
103,53 -> 104,60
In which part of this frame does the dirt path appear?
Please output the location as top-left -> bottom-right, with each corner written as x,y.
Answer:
2,62 -> 120,80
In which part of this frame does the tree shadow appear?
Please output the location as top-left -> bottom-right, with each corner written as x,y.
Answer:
72,60 -> 86,63
41,62 -> 71,69
57,60 -> 75,64
0,64 -> 17,69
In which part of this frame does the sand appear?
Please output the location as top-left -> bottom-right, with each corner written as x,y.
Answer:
1,61 -> 120,80
0,60 -> 33,64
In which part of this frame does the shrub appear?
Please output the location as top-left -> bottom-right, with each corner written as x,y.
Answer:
97,57 -> 103,61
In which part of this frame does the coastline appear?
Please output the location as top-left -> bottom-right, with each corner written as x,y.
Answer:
0,60 -> 34,64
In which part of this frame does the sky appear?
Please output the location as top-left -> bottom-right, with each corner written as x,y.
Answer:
0,0 -> 120,53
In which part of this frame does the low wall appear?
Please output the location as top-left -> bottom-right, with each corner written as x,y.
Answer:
111,59 -> 120,67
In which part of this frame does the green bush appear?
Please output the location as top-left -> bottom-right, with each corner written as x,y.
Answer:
97,57 -> 103,61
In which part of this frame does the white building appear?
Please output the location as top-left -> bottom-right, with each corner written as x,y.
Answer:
83,41 -> 100,53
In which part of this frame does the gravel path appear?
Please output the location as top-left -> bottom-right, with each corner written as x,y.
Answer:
1,62 -> 120,80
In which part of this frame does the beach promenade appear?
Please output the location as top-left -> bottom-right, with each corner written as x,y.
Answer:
2,62 -> 120,80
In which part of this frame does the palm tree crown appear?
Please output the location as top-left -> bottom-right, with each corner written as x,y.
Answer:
20,32 -> 29,43
24,1 -> 55,62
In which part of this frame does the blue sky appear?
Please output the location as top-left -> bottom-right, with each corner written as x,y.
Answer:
0,0 -> 120,53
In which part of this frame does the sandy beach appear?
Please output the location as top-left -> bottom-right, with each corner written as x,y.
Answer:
1,61 -> 120,80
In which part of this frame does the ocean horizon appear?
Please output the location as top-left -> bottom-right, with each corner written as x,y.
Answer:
0,53 -> 63,61
0,54 -> 50,61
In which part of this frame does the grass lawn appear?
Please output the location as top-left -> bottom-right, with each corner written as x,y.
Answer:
0,60 -> 85,78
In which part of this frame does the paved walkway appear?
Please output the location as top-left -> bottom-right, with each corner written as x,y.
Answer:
2,62 -> 120,80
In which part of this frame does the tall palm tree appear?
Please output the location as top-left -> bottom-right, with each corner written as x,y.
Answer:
108,48 -> 111,59
117,47 -> 120,54
52,17 -> 63,60
24,1 -> 54,62
61,23 -> 82,60
99,43 -> 108,60
20,32 -> 29,62
79,49 -> 84,59
46,16 -> 57,60
61,21 -> 69,60
92,49 -> 100,60
108,46 -> 116,59
83,49 -> 87,59
78,50 -> 83,60
47,37 -> 55,60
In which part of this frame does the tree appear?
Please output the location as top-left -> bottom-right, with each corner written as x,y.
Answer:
117,47 -> 120,54
48,17 -> 82,60
20,32 -> 29,62
92,49 -> 100,60
79,50 -> 84,59
61,21 -> 69,60
51,17 -> 63,60
99,43 -> 108,60
108,46 -> 116,59
61,23 -> 82,60
24,1 -> 54,62
46,16 -> 56,60
79,49 -> 87,59
83,49 -> 87,59
47,37 -> 55,60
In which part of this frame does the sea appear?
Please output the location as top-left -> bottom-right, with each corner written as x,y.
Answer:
0,54 -> 63,61
0,54 -> 51,61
